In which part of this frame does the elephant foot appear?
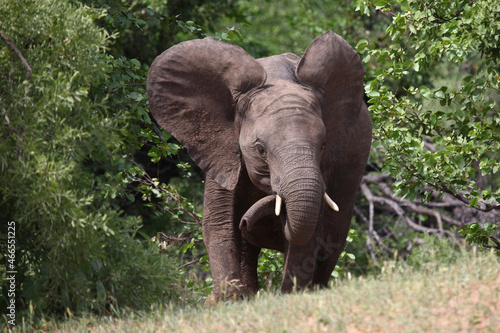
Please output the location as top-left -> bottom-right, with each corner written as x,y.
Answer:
204,293 -> 218,306
204,279 -> 255,306
203,292 -> 243,307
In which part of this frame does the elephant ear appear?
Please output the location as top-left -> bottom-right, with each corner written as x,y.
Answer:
147,37 -> 266,191
296,30 -> 366,158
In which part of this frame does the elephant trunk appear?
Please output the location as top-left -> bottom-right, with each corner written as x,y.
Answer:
239,149 -> 338,247
280,157 -> 324,246
239,195 -> 275,231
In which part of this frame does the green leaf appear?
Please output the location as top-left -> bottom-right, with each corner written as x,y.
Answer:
419,86 -> 431,98
356,39 -> 369,52
130,58 -> 140,68
453,154 -> 465,169
96,281 -> 106,300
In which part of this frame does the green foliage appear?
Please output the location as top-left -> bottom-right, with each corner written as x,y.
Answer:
332,229 -> 360,278
460,223 -> 500,254
80,0 -> 246,64
405,235 -> 462,270
228,0 -> 375,57
0,0 -> 180,321
356,0 -> 499,209
257,249 -> 284,289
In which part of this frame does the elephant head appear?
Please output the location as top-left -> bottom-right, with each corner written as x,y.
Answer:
147,30 -> 366,246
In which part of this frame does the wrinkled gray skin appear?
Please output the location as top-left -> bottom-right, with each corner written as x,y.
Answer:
147,30 -> 372,304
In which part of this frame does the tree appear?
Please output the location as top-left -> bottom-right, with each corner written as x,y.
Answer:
354,0 -> 499,257
0,0 -> 179,320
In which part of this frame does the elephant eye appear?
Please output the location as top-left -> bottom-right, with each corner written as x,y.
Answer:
255,143 -> 266,156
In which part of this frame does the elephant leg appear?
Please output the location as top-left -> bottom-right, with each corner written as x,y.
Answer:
280,208 -> 325,293
313,228 -> 348,286
281,240 -> 318,293
240,240 -> 260,294
282,226 -> 346,290
202,177 -> 243,304
313,191 -> 355,286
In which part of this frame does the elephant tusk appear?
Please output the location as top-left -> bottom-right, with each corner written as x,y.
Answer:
324,193 -> 339,212
275,195 -> 282,216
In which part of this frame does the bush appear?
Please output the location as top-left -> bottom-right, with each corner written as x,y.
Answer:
0,0 -> 180,321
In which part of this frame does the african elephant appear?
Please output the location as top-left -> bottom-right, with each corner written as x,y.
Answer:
147,30 -> 372,303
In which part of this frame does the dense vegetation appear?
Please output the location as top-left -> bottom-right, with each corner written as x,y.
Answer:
1,0 -> 498,327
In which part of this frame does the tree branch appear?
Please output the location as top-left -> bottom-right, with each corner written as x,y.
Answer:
430,0 -> 477,24
482,236 -> 500,251
441,184 -> 499,212
137,169 -> 201,224
1,32 -> 32,81
354,205 -> 394,261
178,259 -> 201,269
361,183 -> 442,234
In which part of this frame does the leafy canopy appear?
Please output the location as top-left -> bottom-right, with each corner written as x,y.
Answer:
0,0 -> 179,318
356,0 -> 499,209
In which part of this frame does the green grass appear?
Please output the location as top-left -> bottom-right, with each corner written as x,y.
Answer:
11,248 -> 500,333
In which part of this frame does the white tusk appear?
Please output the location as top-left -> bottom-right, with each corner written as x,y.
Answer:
275,195 -> 282,216
324,193 -> 339,212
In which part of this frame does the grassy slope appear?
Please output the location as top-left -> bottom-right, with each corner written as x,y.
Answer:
46,250 -> 500,332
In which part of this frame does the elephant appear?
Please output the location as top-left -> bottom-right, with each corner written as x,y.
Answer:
147,30 -> 372,304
